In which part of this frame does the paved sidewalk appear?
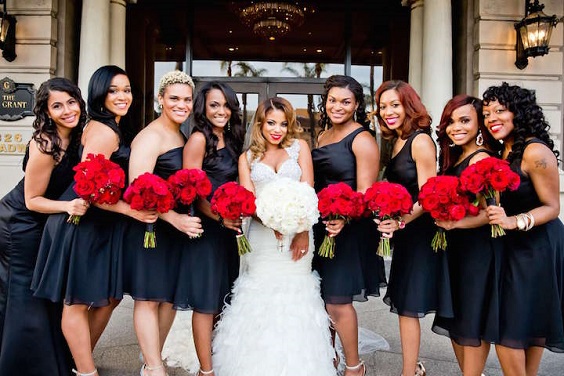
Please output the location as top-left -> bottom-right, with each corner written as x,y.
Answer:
94,293 -> 562,376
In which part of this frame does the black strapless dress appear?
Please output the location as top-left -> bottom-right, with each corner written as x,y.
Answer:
312,127 -> 387,304
383,131 -> 453,318
174,147 -> 239,313
0,146 -> 77,375
123,147 -> 187,302
432,150 -> 502,345
495,139 -> 564,352
32,122 -> 130,307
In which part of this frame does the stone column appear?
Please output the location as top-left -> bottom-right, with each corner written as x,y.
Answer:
421,0 -> 452,127
78,0 -> 110,96
403,0 -> 424,94
110,0 -> 127,68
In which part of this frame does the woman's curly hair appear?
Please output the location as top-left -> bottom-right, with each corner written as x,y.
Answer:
317,75 -> 371,134
482,82 -> 559,164
30,77 -> 85,164
191,81 -> 244,160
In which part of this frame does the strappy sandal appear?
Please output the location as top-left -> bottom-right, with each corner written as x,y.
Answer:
72,369 -> 98,376
415,361 -> 426,376
141,363 -> 167,376
198,368 -> 214,375
345,360 -> 366,376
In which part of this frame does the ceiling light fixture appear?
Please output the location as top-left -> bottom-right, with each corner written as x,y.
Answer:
234,1 -> 314,41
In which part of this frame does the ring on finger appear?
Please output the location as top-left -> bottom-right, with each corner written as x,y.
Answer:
300,249 -> 306,254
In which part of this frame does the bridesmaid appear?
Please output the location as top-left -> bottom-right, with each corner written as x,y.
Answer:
374,80 -> 452,376
484,83 -> 564,375
32,65 -> 156,376
431,94 -> 502,376
0,77 -> 86,375
125,70 -> 202,376
311,74 -> 384,376
176,81 -> 244,376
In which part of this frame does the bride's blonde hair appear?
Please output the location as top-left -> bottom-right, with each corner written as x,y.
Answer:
248,97 -> 302,161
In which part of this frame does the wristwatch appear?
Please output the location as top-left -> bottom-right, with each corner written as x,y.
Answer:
516,214 -> 526,231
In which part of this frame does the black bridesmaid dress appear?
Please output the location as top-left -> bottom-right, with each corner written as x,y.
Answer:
432,150 -> 502,345
173,147 -> 239,313
312,127 -> 387,303
32,121 -> 129,307
123,146 -> 186,302
496,139 -> 564,352
383,130 -> 453,318
0,146 -> 77,375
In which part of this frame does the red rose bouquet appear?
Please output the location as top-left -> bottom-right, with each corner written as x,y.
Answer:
69,153 -> 126,225
459,156 -> 520,237
419,176 -> 479,251
364,181 -> 413,257
317,182 -> 365,259
167,168 -> 212,228
210,181 -> 256,255
123,172 -> 175,248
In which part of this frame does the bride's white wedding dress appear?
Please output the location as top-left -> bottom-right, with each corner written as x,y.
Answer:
212,139 -> 336,376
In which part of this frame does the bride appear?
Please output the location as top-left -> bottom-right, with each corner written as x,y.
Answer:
211,97 -> 336,376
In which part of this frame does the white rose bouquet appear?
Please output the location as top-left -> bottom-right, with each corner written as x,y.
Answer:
255,177 -> 319,248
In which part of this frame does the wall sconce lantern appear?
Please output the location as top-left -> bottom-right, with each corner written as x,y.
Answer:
514,0 -> 561,69
0,1 -> 16,62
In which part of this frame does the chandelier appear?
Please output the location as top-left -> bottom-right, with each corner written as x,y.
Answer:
234,1 -> 314,40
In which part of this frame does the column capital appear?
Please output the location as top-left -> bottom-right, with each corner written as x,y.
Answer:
401,0 -> 424,9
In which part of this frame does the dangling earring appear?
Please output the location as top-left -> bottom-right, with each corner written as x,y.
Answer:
353,112 -> 357,122
449,142 -> 455,148
158,104 -> 163,110
227,121 -> 231,132
475,130 -> 484,146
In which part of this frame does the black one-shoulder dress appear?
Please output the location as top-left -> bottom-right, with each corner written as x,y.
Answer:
312,127 -> 387,304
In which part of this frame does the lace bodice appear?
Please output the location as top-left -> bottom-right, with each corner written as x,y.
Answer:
248,139 -> 302,194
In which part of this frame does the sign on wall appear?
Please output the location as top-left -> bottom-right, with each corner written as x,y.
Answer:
0,77 -> 35,121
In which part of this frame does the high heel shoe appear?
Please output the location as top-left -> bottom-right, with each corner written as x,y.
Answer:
140,363 -> 167,376
198,368 -> 214,375
415,361 -> 426,376
72,369 -> 98,376
345,360 -> 366,376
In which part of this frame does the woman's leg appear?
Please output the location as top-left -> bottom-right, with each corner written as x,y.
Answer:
524,347 -> 544,376
134,300 -> 166,376
451,340 -> 464,371
462,341 -> 490,376
62,304 -> 98,375
398,315 -> 420,376
157,303 -> 176,351
495,345 -> 526,376
326,303 -> 364,376
192,311 -> 215,375
89,298 -> 121,349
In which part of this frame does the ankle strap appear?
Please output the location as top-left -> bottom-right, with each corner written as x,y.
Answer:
345,360 -> 364,370
143,363 -> 164,371
199,368 -> 214,375
72,369 -> 97,376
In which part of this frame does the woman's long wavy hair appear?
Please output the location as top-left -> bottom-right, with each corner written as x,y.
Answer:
317,75 -> 370,133
30,77 -> 85,164
482,82 -> 559,164
87,65 -> 136,145
436,94 -> 501,174
374,80 -> 431,140
248,97 -> 302,161
191,81 -> 244,160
